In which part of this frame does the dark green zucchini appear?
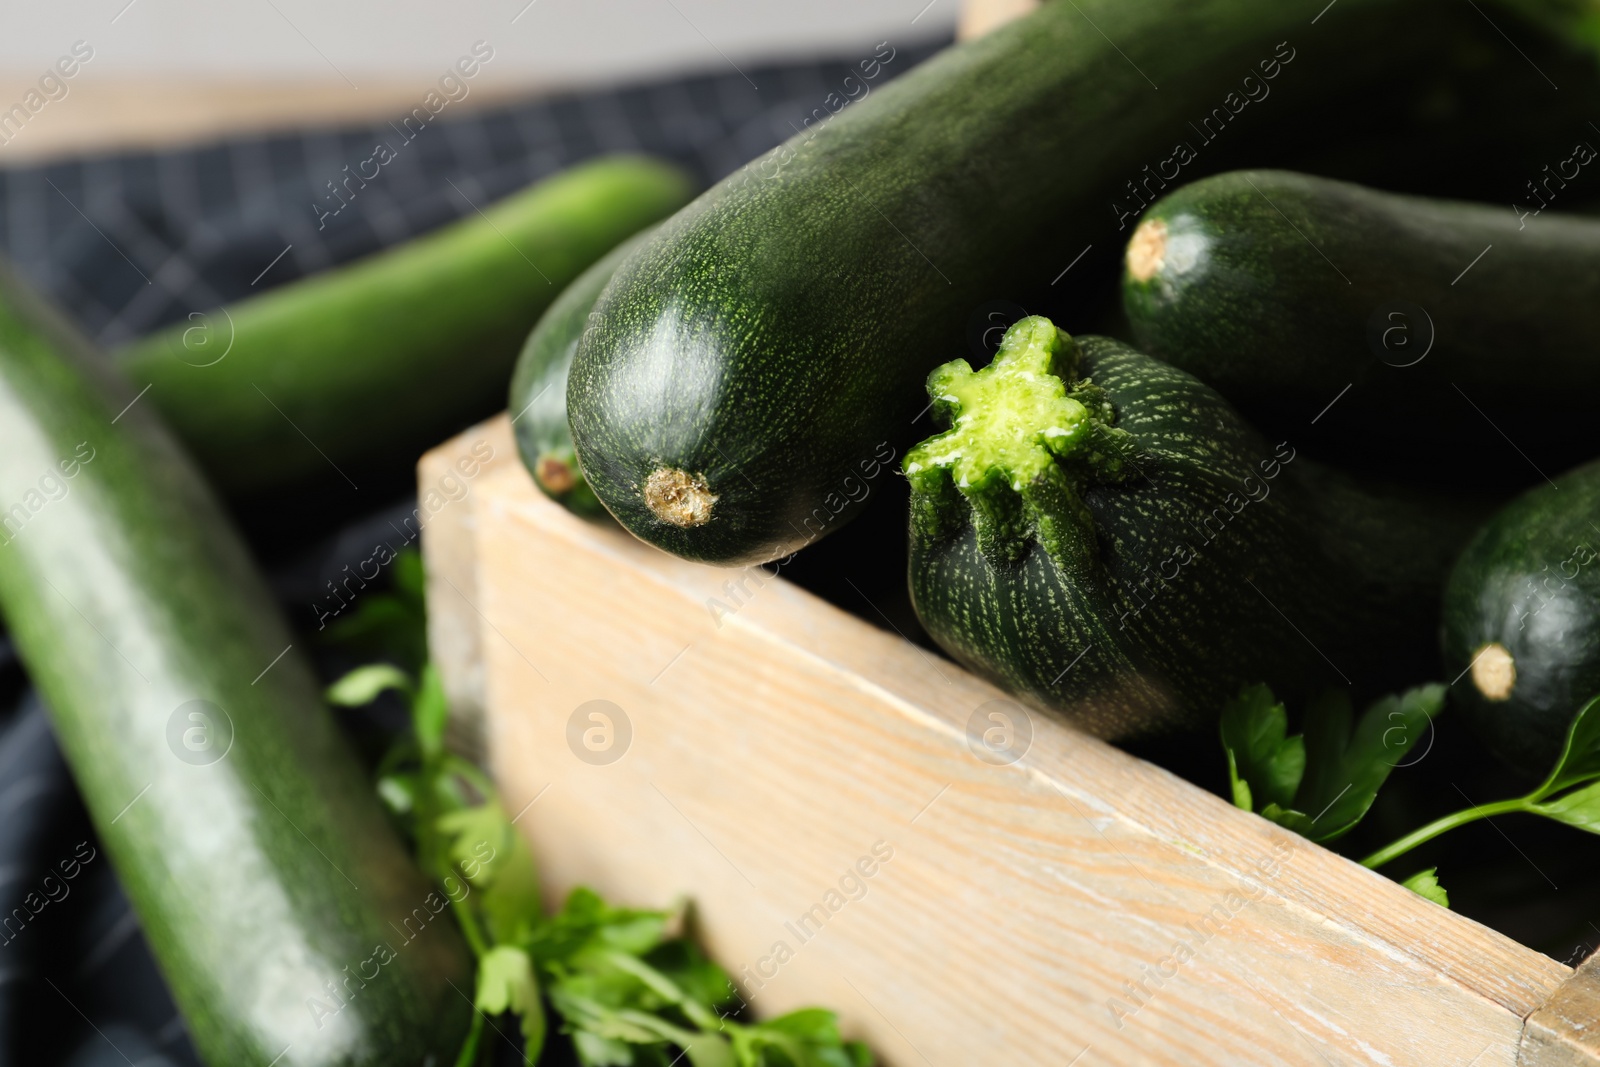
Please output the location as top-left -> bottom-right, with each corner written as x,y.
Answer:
567,0 -> 1600,566
0,261 -> 472,1063
906,317 -> 1480,736
119,155 -> 693,496
1442,460 -> 1600,773
1121,169 -> 1600,484
510,229 -> 654,516
572,0 -> 1557,565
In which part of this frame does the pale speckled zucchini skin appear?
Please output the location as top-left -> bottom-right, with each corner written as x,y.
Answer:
908,336 -> 1482,737
0,261 -> 472,1065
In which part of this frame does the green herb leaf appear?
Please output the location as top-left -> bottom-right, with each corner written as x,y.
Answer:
476,944 -> 545,1065
1255,802 -> 1314,837
375,773 -> 417,818
569,1029 -> 638,1065
325,663 -> 413,706
436,805 -> 510,881
414,664 -> 449,760
392,546 -> 426,601
1285,684 -> 1443,842
644,939 -> 736,1012
1400,867 -> 1449,908
733,1008 -> 871,1067
1533,695 -> 1600,799
354,569 -> 874,1067
435,802 -> 541,946
321,568 -> 428,671
532,888 -> 671,969
1220,684 -> 1304,813
1535,779 -> 1600,835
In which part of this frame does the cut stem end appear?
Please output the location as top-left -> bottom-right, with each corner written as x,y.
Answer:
1126,218 -> 1168,283
644,467 -> 717,527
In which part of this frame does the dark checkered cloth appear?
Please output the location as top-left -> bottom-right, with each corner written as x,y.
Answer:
0,42 -> 942,350
0,43 -> 946,1067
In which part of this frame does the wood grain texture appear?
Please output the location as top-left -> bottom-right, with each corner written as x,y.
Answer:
1523,951 -> 1600,1066
423,416 -> 1575,1067
957,0 -> 1039,40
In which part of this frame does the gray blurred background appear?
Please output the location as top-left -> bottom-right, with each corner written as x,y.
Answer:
0,0 -> 957,163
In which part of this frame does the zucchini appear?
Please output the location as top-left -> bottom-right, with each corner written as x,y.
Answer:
510,229 -> 654,516
566,0 -> 1591,566
906,317 -> 1479,736
1443,460 -> 1600,773
120,156 -> 694,496
1121,169 -> 1600,483
0,262 -> 472,1063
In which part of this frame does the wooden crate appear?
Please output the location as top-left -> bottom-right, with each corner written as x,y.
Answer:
420,416 -> 1599,1067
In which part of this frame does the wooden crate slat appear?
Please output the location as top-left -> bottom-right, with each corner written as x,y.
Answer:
1523,954 -> 1600,1066
423,417 -> 1573,1067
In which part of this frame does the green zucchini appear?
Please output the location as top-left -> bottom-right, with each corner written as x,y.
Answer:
0,261 -> 472,1063
1121,169 -> 1600,483
1442,460 -> 1600,773
120,155 -> 694,496
566,0 -> 1595,566
905,317 -> 1479,736
509,229 -> 654,516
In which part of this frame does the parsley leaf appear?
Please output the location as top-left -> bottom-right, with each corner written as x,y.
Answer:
1363,692 -> 1600,870
329,653 -> 873,1067
1221,684 -> 1442,842
1289,685 -> 1443,841
1533,779 -> 1600,834
325,551 -> 874,1067
1220,684 -> 1303,813
1399,868 -> 1449,908
320,547 -> 428,671
1532,695 -> 1600,798
477,945 -> 545,1064
326,662 -> 413,707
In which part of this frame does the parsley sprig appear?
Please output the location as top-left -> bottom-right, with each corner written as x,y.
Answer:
325,558 -> 872,1067
1220,683 -> 1444,842
1357,693 -> 1600,870
1222,683 -> 1600,907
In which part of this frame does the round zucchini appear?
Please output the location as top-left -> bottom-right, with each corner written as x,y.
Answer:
0,261 -> 473,1064
1443,460 -> 1600,773
119,156 -> 694,496
1121,169 -> 1600,484
509,229 -> 655,516
906,319 -> 1483,736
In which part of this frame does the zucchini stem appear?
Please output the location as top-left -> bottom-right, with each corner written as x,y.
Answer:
903,316 -> 1132,570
